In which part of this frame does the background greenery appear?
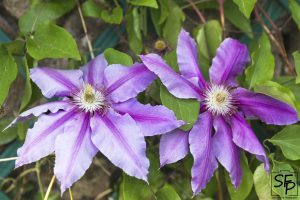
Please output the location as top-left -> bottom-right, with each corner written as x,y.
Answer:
1,0 -> 300,199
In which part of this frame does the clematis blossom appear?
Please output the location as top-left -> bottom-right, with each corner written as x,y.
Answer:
6,54 -> 183,194
140,29 -> 298,195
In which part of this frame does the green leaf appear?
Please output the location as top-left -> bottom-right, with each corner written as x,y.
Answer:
246,32 -> 275,88
224,0 -> 253,38
19,0 -> 76,34
128,0 -> 158,8
0,119 -> 18,145
19,57 -> 32,112
101,7 -> 123,24
232,0 -> 257,18
26,23 -> 81,60
226,152 -> 253,200
293,51 -> 300,84
289,0 -> 300,29
253,164 -> 273,200
0,45 -> 18,106
126,8 -> 143,54
82,0 -> 102,18
162,6 -> 185,47
156,184 -> 181,200
160,85 -> 200,131
254,81 -> 299,113
104,48 -> 133,66
268,125 -> 300,160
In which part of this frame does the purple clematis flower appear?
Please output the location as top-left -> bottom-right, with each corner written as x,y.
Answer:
6,54 -> 183,194
140,29 -> 298,195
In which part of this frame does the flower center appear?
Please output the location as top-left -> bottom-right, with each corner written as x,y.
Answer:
204,84 -> 236,116
73,84 -> 108,113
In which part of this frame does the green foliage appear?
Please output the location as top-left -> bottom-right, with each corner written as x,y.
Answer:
128,0 -> 158,8
226,153 -> 253,200
160,86 -> 200,131
232,0 -> 257,18
101,7 -> 123,24
19,0 -> 76,34
156,184 -> 181,200
246,32 -> 275,88
104,48 -> 133,66
0,45 -> 18,106
289,0 -> 300,29
253,164 -> 273,200
293,51 -> 300,83
126,8 -> 143,54
268,125 -> 300,160
0,119 -> 18,145
26,23 -> 81,60
19,57 -> 32,112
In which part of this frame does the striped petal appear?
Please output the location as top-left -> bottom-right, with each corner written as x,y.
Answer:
54,113 -> 97,194
159,129 -> 189,167
112,99 -> 184,136
177,29 -> 205,88
140,54 -> 203,100
90,110 -> 149,181
235,87 -> 298,125
213,116 -> 242,188
104,63 -> 156,103
189,112 -> 218,195
15,108 -> 76,168
230,113 -> 269,171
209,38 -> 250,86
81,54 -> 108,87
30,67 -> 83,98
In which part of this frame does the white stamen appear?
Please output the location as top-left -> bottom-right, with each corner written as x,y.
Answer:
73,84 -> 107,113
204,84 -> 236,116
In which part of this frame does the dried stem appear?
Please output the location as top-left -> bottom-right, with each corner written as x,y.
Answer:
254,7 -> 295,76
0,157 -> 18,162
76,0 -> 95,59
185,0 -> 206,24
218,0 -> 225,35
69,188 -> 74,200
95,188 -> 113,200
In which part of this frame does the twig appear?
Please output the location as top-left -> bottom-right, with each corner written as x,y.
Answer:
254,7 -> 296,76
44,175 -> 56,200
69,188 -> 74,200
76,0 -> 95,59
181,0 -> 213,9
185,0 -> 206,24
218,0 -> 225,35
95,188 -> 112,200
0,157 -> 18,162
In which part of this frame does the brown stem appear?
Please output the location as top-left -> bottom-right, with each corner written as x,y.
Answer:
76,0 -> 95,59
185,0 -> 206,24
218,0 -> 225,37
254,7 -> 295,76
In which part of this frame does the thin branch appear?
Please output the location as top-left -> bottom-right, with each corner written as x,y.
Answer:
218,0 -> 225,35
181,0 -> 213,9
44,175 -> 56,200
95,188 -> 113,200
76,0 -> 95,59
69,188 -> 74,200
254,7 -> 296,76
0,157 -> 18,162
185,0 -> 206,24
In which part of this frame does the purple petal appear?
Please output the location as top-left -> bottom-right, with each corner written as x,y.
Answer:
81,54 -> 108,87
30,67 -> 83,98
90,110 -> 149,181
140,54 -> 203,100
159,129 -> 189,167
230,113 -> 269,171
235,88 -> 298,125
189,112 -> 218,195
104,63 -> 156,103
54,113 -> 98,194
5,101 -> 71,130
212,116 -> 242,188
177,29 -> 206,88
112,99 -> 184,136
209,38 -> 250,85
15,108 -> 77,168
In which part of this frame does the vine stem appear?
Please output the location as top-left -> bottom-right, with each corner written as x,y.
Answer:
44,175 -> 56,200
215,170 -> 223,200
0,157 -> 18,162
218,0 -> 225,34
69,188 -> 74,200
185,0 -> 206,24
76,0 -> 95,59
36,162 -> 45,199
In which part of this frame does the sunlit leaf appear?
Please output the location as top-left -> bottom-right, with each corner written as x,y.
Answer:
156,184 -> 181,200
232,0 -> 257,18
104,48 -> 133,66
289,0 -> 300,29
253,164 -> 273,200
128,0 -> 158,8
